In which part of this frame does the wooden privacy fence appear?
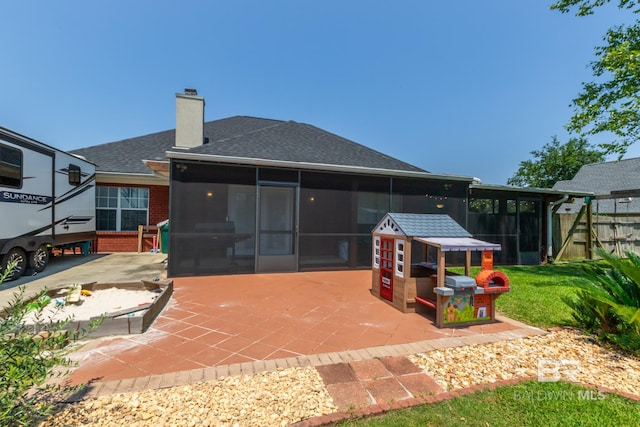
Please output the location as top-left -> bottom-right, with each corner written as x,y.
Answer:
554,211 -> 640,260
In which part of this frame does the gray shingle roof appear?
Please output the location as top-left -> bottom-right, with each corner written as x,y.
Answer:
552,157 -> 640,214
71,116 -> 426,175
386,213 -> 472,238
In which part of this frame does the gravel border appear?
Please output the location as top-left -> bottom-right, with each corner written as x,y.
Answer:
409,329 -> 640,396
39,367 -> 336,427
40,329 -> 640,426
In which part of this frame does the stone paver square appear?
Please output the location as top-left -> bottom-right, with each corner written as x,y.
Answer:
365,377 -> 411,404
325,382 -> 373,410
396,372 -> 443,396
316,363 -> 358,385
380,356 -> 422,376
350,359 -> 391,381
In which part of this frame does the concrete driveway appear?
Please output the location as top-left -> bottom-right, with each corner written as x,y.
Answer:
0,252 -> 167,308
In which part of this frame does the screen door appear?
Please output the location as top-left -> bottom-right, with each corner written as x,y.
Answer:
257,184 -> 297,272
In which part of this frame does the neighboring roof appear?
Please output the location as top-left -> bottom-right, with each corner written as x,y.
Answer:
71,116 -> 432,177
552,157 -> 640,214
553,157 -> 640,194
382,213 -> 472,238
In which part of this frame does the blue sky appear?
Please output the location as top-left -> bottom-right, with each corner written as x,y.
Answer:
1,1 -> 637,184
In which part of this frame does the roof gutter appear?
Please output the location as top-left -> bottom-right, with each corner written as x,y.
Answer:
165,150 -> 474,182
471,183 -> 593,197
96,171 -> 168,185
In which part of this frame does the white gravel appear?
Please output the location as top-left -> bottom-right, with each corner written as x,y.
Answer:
410,329 -> 640,396
40,367 -> 336,427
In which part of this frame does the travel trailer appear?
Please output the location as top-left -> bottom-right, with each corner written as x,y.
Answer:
0,127 -> 96,280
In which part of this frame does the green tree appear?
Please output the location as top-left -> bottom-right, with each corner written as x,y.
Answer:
507,136 -> 605,187
551,0 -> 640,155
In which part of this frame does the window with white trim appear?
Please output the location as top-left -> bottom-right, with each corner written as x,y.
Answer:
96,186 -> 149,231
395,239 -> 405,278
373,236 -> 381,268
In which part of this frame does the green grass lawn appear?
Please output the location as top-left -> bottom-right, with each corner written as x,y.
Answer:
450,262 -> 595,329
337,381 -> 640,427
494,263 -> 595,328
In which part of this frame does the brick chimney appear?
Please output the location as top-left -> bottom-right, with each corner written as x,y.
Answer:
175,88 -> 205,148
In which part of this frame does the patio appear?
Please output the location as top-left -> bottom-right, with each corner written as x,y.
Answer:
67,270 -> 534,387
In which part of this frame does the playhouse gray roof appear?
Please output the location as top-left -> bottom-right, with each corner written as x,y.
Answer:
70,116 -> 427,175
553,157 -> 640,214
386,213 -> 472,238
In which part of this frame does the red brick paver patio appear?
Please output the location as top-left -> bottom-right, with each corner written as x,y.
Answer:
67,270 -> 530,387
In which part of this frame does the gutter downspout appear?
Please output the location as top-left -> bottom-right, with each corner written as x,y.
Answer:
547,194 -> 570,263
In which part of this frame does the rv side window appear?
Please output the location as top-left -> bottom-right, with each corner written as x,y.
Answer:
68,164 -> 81,186
0,144 -> 22,188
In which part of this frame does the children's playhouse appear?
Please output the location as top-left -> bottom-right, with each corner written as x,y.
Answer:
371,213 -> 510,328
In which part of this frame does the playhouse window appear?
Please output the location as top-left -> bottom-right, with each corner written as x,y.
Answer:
0,143 -> 22,188
395,239 -> 405,277
373,236 -> 380,268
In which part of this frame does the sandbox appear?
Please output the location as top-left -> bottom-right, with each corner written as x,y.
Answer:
25,280 -> 173,337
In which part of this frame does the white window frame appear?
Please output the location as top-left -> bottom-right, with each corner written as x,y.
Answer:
96,186 -> 149,231
373,235 -> 381,269
395,238 -> 405,278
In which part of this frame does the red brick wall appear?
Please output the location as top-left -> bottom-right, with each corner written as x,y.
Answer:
96,183 -> 169,253
96,231 -> 139,252
474,294 -> 492,318
149,185 -> 169,225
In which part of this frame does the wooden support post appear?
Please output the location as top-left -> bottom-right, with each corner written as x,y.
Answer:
436,293 -> 444,328
437,248 -> 445,287
586,202 -> 593,259
465,250 -> 471,276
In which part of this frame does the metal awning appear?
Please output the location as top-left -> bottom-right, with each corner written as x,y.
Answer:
414,237 -> 501,252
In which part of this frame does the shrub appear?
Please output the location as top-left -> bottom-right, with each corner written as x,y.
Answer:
564,249 -> 640,353
0,263 -> 100,426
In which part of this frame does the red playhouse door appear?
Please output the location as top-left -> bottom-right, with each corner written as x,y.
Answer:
380,237 -> 394,301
